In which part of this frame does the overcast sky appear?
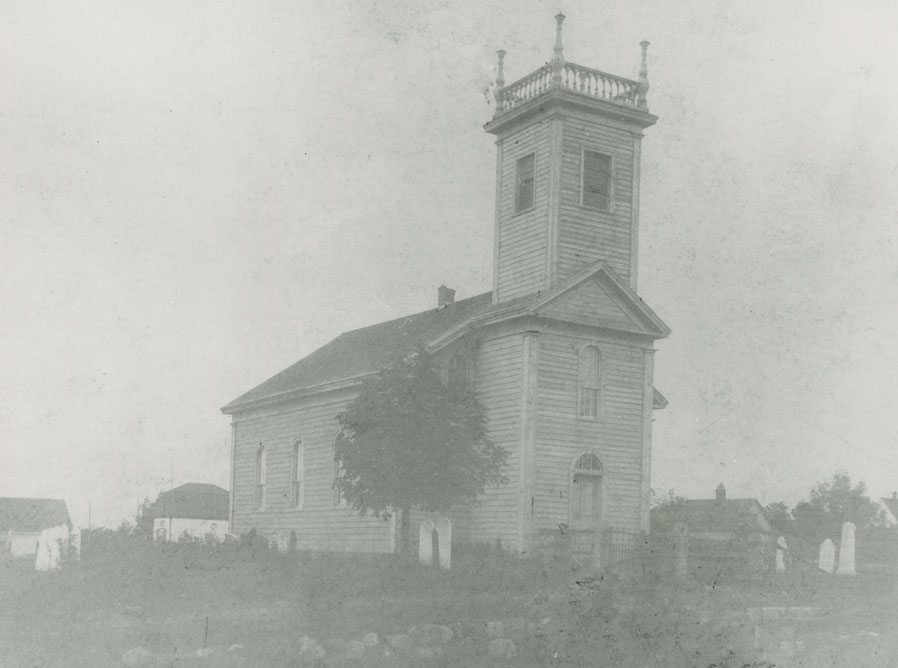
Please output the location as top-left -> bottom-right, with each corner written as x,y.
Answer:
3,0 -> 898,528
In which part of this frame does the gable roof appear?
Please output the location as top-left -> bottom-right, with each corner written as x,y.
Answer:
529,262 -> 671,338
656,498 -> 772,534
223,292 -> 504,411
156,483 -> 229,521
0,498 -> 72,533
224,264 -> 670,414
881,496 -> 898,523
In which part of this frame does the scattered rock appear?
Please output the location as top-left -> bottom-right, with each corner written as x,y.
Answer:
387,633 -> 413,653
323,639 -> 348,654
299,636 -> 327,663
122,646 -> 154,667
411,623 -> 453,645
196,648 -> 216,658
415,646 -> 443,659
345,640 -> 366,660
488,638 -> 516,659
360,632 -> 379,648
486,621 -> 505,638
504,617 -> 527,636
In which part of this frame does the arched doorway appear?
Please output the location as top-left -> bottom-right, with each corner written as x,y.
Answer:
570,454 -> 603,531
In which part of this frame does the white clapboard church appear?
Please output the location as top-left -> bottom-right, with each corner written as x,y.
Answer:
222,15 -> 669,556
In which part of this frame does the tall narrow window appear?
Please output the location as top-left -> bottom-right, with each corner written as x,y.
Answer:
570,454 -> 603,530
515,153 -> 535,213
255,445 -> 267,510
582,150 -> 612,211
292,439 -> 304,509
578,345 -> 602,419
333,446 -> 346,506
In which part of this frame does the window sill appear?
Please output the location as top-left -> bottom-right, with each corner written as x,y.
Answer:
511,205 -> 536,218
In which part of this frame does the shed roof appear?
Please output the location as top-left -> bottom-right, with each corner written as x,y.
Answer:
156,483 -> 229,521
0,498 -> 72,533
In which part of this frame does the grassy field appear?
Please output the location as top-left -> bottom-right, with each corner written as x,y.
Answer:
2,533 -> 896,668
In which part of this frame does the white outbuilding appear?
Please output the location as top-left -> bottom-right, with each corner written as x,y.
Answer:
0,497 -> 74,570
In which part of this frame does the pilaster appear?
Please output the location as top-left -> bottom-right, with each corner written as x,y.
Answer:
518,331 -> 539,553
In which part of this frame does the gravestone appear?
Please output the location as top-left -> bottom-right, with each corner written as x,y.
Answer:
776,536 -> 787,574
435,517 -> 452,569
836,521 -> 856,575
673,522 -> 689,580
818,538 -> 835,574
418,520 -> 435,566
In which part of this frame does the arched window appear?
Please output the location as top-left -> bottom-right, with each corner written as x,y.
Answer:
448,355 -> 470,396
570,454 -> 603,530
255,445 -> 267,510
578,345 -> 603,419
292,439 -> 304,509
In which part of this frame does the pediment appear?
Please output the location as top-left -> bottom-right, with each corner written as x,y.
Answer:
529,262 -> 670,338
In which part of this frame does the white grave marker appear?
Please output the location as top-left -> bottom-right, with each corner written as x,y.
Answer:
818,538 -> 835,574
418,520 -> 435,566
836,522 -> 856,576
776,536 -> 787,574
435,518 -> 452,569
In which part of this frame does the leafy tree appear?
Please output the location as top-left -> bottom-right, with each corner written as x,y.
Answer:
335,350 -> 509,553
648,488 -> 687,533
791,471 -> 885,537
762,501 -> 793,534
134,496 -> 157,539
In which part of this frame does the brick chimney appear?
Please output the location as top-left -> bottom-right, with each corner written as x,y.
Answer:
438,285 -> 455,308
715,483 -> 726,502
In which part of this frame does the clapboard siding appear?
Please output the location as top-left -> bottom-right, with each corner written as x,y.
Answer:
451,333 -> 523,547
538,277 -> 637,330
231,389 -> 394,553
496,121 -> 551,302
534,331 -> 646,533
558,117 -> 636,283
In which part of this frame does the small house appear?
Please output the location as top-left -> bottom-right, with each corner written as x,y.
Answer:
667,484 -> 773,540
0,497 -> 74,570
153,483 -> 230,542
652,484 -> 774,576
879,492 -> 898,527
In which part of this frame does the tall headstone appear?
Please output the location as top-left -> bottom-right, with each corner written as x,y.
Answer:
836,522 -> 856,576
418,520 -> 435,566
775,536 -> 787,574
434,518 -> 452,569
673,522 -> 689,580
818,538 -> 835,574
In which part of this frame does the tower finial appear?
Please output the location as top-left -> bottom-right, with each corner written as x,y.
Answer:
494,49 -> 507,115
551,12 -> 566,86
637,40 -> 650,108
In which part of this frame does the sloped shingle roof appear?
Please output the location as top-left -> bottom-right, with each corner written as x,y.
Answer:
156,483 -> 229,521
670,498 -> 772,533
223,292 -> 507,412
0,498 -> 72,533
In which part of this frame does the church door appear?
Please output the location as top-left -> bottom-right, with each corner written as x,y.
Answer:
570,454 -> 603,531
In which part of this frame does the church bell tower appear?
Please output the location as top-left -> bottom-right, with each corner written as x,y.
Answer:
486,14 -> 657,304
